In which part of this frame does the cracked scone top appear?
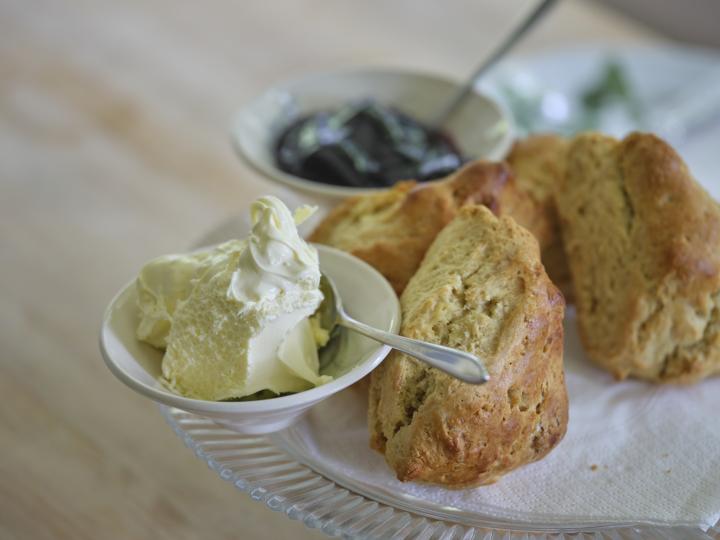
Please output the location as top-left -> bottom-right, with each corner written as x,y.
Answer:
309,160 -> 546,295
368,204 -> 568,488
556,132 -> 720,382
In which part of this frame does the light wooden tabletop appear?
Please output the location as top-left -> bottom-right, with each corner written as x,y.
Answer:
1,1 -> 662,538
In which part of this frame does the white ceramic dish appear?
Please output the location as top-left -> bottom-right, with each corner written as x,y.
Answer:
100,245 -> 401,434
231,68 -> 513,198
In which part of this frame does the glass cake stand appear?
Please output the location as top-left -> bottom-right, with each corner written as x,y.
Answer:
179,44 -> 720,539
162,406 -> 719,540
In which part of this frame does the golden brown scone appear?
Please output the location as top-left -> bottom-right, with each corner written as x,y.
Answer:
368,205 -> 567,488
309,160 -> 543,295
556,132 -> 720,382
505,134 -> 572,299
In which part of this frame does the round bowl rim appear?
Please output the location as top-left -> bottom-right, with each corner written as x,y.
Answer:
230,66 -> 514,198
100,244 -> 400,415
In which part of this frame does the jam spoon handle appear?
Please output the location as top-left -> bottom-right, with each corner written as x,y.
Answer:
432,0 -> 559,128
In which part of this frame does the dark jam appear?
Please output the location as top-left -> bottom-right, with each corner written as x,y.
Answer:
274,101 -> 465,188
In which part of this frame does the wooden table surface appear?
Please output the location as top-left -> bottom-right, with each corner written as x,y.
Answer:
1,1 -> 662,538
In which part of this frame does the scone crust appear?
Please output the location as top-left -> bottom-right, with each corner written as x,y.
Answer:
556,132 -> 720,382
309,161 -> 539,295
368,205 -> 567,488
506,134 -> 572,298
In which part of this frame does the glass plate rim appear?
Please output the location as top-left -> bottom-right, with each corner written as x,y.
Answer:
161,405 -> 720,539
273,422 -> 708,531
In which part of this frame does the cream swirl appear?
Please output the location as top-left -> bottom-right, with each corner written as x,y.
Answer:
228,196 -> 321,312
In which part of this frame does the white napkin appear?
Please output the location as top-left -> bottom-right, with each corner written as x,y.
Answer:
199,204 -> 720,530
285,313 -> 720,530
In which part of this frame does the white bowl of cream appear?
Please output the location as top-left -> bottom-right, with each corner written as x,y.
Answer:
101,244 -> 399,434
100,198 -> 400,434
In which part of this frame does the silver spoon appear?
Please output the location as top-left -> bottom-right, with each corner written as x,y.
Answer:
319,275 -> 489,384
432,0 -> 559,128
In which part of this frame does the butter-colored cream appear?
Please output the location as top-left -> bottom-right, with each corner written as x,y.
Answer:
135,196 -> 331,400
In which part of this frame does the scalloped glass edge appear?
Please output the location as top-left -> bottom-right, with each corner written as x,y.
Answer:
161,405 -> 720,540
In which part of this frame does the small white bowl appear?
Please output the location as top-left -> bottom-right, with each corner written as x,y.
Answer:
231,68 -> 513,198
100,245 -> 400,435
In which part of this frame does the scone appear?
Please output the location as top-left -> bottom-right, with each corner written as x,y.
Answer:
506,134 -> 572,298
368,205 -> 567,488
309,160 -> 544,295
556,132 -> 720,382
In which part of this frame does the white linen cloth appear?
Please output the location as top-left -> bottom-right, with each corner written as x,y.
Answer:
200,201 -> 720,530
285,314 -> 720,530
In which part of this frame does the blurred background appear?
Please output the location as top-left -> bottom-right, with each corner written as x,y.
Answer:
1,1 -> 718,539
608,0 -> 720,47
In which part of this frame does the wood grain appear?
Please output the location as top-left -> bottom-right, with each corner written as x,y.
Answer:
0,1 -> 659,538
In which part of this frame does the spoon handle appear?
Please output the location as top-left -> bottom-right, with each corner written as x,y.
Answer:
338,316 -> 490,384
432,0 -> 559,128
